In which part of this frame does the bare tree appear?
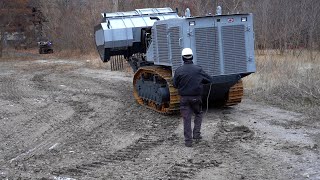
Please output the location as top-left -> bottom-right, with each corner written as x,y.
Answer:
305,0 -> 320,60
112,0 -> 118,12
0,28 -> 3,58
0,1 -> 10,57
30,0 -> 320,55
220,0 -> 244,14
0,1 -> 6,57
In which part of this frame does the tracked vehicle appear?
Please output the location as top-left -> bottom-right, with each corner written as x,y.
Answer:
94,7 -> 255,114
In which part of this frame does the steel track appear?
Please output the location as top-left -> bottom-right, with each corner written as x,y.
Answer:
133,66 -> 180,114
225,80 -> 244,106
133,66 -> 244,113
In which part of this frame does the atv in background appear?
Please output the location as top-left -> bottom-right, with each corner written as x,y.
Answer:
38,41 -> 53,54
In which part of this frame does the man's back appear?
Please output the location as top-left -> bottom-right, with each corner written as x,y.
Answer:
173,63 -> 212,96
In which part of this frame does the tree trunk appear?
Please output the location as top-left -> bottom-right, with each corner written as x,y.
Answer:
0,27 -> 3,58
112,0 -> 118,12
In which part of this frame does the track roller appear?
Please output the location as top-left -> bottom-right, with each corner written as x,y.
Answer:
224,80 -> 244,106
133,66 -> 180,114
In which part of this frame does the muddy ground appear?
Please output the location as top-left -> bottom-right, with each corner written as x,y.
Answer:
0,57 -> 319,180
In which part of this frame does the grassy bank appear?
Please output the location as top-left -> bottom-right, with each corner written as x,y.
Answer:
0,48 -> 108,68
244,50 -> 320,120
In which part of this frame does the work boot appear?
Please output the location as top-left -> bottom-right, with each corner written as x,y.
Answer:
193,136 -> 202,143
193,135 -> 202,140
185,141 -> 192,147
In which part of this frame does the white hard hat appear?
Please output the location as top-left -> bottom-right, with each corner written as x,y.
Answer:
181,48 -> 193,59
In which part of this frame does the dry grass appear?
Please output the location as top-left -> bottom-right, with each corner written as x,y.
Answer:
0,48 -> 111,69
0,48 -> 40,61
0,48 -> 134,74
244,50 -> 320,120
56,50 -> 134,76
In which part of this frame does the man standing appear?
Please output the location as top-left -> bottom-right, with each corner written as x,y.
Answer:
173,48 -> 212,147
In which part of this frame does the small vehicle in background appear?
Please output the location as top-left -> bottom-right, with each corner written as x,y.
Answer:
38,41 -> 53,54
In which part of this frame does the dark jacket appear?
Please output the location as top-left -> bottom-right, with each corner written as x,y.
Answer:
173,61 -> 212,96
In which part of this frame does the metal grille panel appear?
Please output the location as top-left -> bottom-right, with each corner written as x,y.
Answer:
152,28 -> 158,63
169,26 -> 182,72
195,27 -> 220,76
222,25 -> 247,74
155,24 -> 170,64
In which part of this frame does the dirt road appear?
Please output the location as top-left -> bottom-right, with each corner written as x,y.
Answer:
0,58 -> 319,179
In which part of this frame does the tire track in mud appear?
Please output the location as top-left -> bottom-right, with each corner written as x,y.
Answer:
51,89 -> 183,178
52,109 -> 182,178
7,69 -> 107,163
163,158 -> 221,179
0,75 -> 55,162
53,135 -> 165,177
31,73 -> 54,91
7,66 -> 133,174
51,109 -> 223,179
0,76 -> 28,104
8,101 -> 98,165
0,73 -> 62,163
156,135 -> 223,179
0,78 -> 23,117
1,62 -> 140,177
11,101 -> 94,163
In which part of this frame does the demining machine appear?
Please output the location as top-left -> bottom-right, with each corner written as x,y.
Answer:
94,7 -> 255,114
